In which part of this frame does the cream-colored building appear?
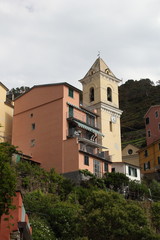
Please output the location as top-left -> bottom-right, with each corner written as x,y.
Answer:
0,82 -> 14,143
80,58 -> 123,162
122,144 -> 140,167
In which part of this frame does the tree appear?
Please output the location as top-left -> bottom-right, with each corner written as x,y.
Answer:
0,143 -> 17,216
80,190 -> 159,240
103,172 -> 129,191
29,215 -> 56,240
7,86 -> 30,100
151,202 -> 160,233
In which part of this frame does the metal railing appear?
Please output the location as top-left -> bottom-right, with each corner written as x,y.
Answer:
79,143 -> 111,161
67,111 -> 99,128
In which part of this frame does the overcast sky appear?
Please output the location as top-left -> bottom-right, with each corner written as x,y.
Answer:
0,0 -> 160,90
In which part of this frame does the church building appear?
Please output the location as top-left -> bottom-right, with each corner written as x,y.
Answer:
80,57 -> 123,162
12,58 -> 122,179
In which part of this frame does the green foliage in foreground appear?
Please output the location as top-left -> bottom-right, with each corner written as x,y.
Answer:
29,215 -> 56,240
24,189 -> 160,240
0,143 -> 17,216
15,162 -> 160,239
1,142 -> 160,239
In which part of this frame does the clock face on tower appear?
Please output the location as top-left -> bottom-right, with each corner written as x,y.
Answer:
111,115 -> 117,123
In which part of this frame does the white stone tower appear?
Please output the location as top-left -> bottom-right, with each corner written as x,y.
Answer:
79,57 -> 122,162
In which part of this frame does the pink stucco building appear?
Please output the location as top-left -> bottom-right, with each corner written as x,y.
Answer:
12,82 -> 111,180
144,105 -> 160,146
0,192 -> 32,240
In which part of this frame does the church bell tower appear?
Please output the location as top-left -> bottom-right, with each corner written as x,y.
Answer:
79,57 -> 122,162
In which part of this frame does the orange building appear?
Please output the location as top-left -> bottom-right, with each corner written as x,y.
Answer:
139,105 -> 160,179
0,192 -> 32,240
12,82 -> 111,180
139,139 -> 160,177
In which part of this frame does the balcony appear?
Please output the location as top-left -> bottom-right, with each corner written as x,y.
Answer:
79,143 -> 111,162
67,111 -> 99,129
68,128 -> 106,149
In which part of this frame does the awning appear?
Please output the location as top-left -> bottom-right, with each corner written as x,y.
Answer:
74,120 -> 104,137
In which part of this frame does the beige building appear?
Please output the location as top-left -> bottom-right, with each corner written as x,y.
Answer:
80,58 -> 123,162
0,82 -> 13,143
122,144 -> 140,167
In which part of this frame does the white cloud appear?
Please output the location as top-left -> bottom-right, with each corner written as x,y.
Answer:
0,0 -> 160,89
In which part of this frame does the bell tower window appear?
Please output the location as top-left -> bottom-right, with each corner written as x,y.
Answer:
107,87 -> 112,102
89,87 -> 94,102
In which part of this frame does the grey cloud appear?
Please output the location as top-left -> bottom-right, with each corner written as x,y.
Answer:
0,0 -> 160,89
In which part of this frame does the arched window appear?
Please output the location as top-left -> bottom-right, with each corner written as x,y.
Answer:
107,87 -> 112,102
90,87 -> 94,102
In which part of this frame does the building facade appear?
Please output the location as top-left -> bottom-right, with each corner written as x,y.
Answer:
111,162 -> 141,182
139,139 -> 160,177
139,105 -> 160,179
12,82 -> 111,179
80,58 -> 123,162
0,82 -> 14,143
144,105 -> 160,146
122,144 -> 140,167
0,192 -> 32,240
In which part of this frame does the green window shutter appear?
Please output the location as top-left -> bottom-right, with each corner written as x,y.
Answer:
69,106 -> 74,117
69,88 -> 74,98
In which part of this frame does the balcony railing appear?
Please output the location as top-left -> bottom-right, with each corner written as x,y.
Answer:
79,144 -> 111,161
68,129 -> 103,147
67,111 -> 99,128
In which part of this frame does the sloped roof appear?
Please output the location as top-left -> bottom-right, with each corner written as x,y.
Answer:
84,57 -> 116,78
0,82 -> 8,91
15,82 -> 82,100
144,105 -> 160,118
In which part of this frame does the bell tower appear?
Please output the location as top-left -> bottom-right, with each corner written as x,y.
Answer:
79,57 -> 122,162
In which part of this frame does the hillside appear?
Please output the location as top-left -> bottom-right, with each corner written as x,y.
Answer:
1,143 -> 160,240
119,79 -> 160,148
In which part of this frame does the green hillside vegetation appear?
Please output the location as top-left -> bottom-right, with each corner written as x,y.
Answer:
119,79 -> 160,147
1,143 -> 160,240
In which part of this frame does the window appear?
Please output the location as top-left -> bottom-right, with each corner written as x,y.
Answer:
86,115 -> 95,127
68,88 -> 74,98
30,113 -> 33,117
30,139 -> 35,147
32,123 -> 35,130
89,87 -> 94,102
146,117 -> 149,125
144,161 -> 150,171
105,68 -> 110,74
144,150 -> 148,157
128,166 -> 137,177
158,123 -> 160,130
158,156 -> 160,164
148,130 -> 151,137
107,87 -> 112,102
158,143 -> 160,151
112,168 -> 115,172
104,162 -> 108,172
93,159 -> 101,177
155,111 -> 158,118
109,121 -> 112,132
69,106 -> 74,117
84,155 -> 89,166
128,149 -> 133,155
